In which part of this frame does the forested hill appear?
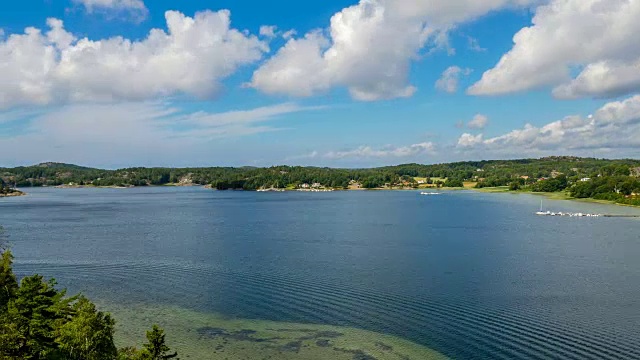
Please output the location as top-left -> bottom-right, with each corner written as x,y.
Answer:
1,157 -> 639,191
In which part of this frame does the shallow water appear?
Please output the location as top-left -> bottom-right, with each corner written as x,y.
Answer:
2,187 -> 640,359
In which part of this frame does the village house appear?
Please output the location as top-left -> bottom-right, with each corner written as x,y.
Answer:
300,183 -> 310,189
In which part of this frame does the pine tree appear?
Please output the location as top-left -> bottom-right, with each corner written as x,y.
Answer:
55,296 -> 118,360
0,250 -> 18,312
139,325 -> 178,360
0,275 -> 67,359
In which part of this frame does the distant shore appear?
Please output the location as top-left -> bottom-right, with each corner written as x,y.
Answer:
470,186 -> 640,209
10,184 -> 640,209
53,183 -> 200,189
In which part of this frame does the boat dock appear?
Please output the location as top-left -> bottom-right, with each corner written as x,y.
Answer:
535,211 -> 640,218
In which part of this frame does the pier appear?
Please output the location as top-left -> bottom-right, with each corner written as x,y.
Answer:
536,211 -> 640,218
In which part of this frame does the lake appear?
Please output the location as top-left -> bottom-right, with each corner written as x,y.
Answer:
1,187 -> 639,359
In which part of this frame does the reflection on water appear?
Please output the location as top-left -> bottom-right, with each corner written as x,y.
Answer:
2,187 -> 640,359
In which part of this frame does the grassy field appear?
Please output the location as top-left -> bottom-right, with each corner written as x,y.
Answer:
468,187 -> 640,208
414,177 -> 447,189
102,303 -> 447,360
462,181 -> 477,189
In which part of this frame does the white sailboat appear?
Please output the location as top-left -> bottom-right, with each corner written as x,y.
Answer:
536,200 -> 549,215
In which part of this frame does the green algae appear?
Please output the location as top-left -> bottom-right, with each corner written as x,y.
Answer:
99,303 -> 447,360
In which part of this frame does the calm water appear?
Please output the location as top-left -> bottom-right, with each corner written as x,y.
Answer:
2,187 -> 640,359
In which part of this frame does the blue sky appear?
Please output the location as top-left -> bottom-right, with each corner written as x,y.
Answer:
0,0 -> 639,168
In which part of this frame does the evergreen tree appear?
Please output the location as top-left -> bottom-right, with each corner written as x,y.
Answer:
55,296 -> 118,360
0,275 -> 70,359
0,250 -> 18,312
139,325 -> 178,360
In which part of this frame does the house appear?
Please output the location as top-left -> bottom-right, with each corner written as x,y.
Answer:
520,176 -> 530,180
300,183 -> 310,189
311,183 -> 321,188
580,177 -> 591,182
476,168 -> 484,172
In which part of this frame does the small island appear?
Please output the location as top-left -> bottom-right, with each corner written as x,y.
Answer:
0,182 -> 24,197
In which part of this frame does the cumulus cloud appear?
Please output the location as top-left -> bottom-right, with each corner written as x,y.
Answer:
72,0 -> 148,20
467,114 -> 489,129
324,142 -> 435,159
435,66 -> 472,93
457,133 -> 484,147
456,95 -> 640,155
0,102 -> 318,166
259,25 -> 277,38
250,0 -> 537,101
552,60 -> 640,99
469,0 -> 640,99
281,29 -> 297,40
0,11 -> 268,109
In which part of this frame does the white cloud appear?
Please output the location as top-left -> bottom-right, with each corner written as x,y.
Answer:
72,0 -> 148,20
0,11 -> 268,109
435,66 -> 471,93
456,95 -> 640,155
467,36 -> 486,52
172,102 -> 324,138
552,59 -> 640,99
282,29 -> 297,40
259,25 -> 277,38
0,102 -> 318,166
324,142 -> 435,159
457,133 -> 484,147
469,0 -> 640,99
250,0 -> 537,101
467,114 -> 489,129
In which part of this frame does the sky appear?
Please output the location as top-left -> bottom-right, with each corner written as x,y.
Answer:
0,0 -> 639,168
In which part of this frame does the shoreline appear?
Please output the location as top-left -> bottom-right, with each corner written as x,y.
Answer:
11,185 -> 640,209
469,186 -> 640,209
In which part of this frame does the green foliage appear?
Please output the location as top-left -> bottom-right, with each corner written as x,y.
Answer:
115,347 -> 139,360
530,175 -> 568,192
570,176 -> 640,205
509,182 -> 521,191
2,156 -> 640,204
444,178 -> 464,188
0,250 -> 18,313
55,297 -> 118,360
0,245 -> 177,360
0,275 -> 69,359
139,325 -> 178,360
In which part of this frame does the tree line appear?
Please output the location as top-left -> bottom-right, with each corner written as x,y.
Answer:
1,157 -> 639,202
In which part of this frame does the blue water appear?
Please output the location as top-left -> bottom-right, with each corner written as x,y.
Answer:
1,187 -> 640,359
